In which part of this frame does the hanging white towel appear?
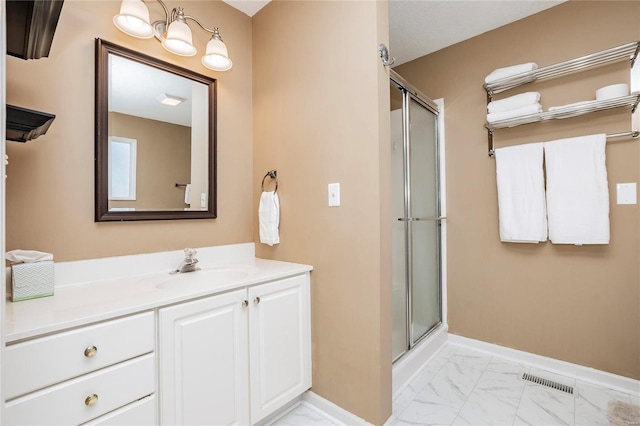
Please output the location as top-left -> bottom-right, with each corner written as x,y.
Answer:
184,184 -> 191,205
259,191 -> 280,246
487,103 -> 542,123
487,92 -> 541,114
495,142 -> 547,243
485,62 -> 538,84
544,134 -> 609,245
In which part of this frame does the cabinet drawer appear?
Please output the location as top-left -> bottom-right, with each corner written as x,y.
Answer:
82,394 -> 156,426
4,354 -> 155,426
4,311 -> 155,399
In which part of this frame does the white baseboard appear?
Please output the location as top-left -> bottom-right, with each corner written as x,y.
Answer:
448,334 -> 640,396
258,396 -> 303,426
392,324 -> 448,396
302,391 -> 372,425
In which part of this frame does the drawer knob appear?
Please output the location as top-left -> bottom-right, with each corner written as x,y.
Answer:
84,346 -> 98,358
242,300 -> 248,308
254,296 -> 261,304
85,394 -> 99,406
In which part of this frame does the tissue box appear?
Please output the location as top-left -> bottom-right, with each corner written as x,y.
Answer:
11,261 -> 54,302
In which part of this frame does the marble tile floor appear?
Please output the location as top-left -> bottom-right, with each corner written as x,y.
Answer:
389,345 -> 639,425
272,344 -> 640,426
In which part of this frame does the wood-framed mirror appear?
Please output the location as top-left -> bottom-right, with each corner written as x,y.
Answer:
95,38 -> 216,221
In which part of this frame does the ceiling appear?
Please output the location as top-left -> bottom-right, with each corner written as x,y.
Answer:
109,55 -> 196,127
222,0 -> 271,17
388,0 -> 566,66
223,0 -> 566,66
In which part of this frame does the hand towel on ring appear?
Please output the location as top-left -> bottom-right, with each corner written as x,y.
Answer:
259,191 -> 280,246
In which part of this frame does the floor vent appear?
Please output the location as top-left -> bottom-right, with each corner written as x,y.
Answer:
519,372 -> 575,395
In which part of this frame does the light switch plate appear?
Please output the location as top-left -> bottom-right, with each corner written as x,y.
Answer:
328,183 -> 340,207
616,183 -> 637,205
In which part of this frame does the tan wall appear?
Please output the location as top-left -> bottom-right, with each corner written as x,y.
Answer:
252,1 -> 391,424
396,1 -> 640,379
109,112 -> 191,210
5,0 -> 253,261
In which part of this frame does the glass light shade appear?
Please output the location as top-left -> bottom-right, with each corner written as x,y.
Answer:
202,38 -> 233,71
161,20 -> 197,57
113,0 -> 153,39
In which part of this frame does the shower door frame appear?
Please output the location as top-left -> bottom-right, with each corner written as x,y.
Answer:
391,70 -> 445,363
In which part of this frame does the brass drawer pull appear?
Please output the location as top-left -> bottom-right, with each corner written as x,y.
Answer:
84,346 -> 98,358
254,297 -> 261,304
85,394 -> 99,406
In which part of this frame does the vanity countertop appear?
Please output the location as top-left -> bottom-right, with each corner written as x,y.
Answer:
5,257 -> 312,343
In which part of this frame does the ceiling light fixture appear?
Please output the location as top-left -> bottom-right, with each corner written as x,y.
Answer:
113,0 -> 233,71
157,93 -> 187,106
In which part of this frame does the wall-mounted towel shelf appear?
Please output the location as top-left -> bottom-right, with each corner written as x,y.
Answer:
485,41 -> 640,157
484,41 -> 640,95
486,94 -> 640,130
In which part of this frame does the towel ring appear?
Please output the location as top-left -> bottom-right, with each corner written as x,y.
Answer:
261,170 -> 278,192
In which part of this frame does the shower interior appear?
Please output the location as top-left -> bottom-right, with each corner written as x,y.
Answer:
390,71 -> 443,362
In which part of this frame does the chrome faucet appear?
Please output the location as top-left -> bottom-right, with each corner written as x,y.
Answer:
175,248 -> 200,274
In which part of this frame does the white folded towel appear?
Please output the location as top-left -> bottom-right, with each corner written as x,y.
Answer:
548,100 -> 593,112
494,143 -> 547,243
259,191 -> 280,246
6,249 -> 54,264
488,92 -> 541,114
485,62 -> 538,84
184,184 -> 191,205
544,134 -> 609,245
487,103 -> 542,123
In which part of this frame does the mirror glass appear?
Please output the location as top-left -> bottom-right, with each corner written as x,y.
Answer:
95,38 -> 217,221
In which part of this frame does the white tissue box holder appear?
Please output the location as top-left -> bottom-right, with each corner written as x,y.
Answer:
11,261 -> 54,302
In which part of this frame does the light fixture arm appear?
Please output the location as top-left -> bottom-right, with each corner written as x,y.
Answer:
183,14 -> 220,37
141,0 -> 171,41
144,0 -> 222,41
142,0 -> 170,27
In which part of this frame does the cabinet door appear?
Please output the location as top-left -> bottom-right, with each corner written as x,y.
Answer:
158,289 -> 249,425
248,274 -> 311,423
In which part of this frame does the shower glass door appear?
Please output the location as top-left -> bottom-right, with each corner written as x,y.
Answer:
407,96 -> 441,345
390,84 -> 407,359
391,75 -> 442,362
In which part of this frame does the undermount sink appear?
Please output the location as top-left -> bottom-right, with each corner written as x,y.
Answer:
156,265 -> 256,290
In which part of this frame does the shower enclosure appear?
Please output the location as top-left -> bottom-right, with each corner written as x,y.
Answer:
390,71 -> 443,362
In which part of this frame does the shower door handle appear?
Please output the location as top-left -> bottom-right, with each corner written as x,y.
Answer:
397,216 -> 446,221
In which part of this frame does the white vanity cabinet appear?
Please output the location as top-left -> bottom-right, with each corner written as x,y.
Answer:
158,273 -> 311,425
158,288 -> 250,425
3,312 -> 156,425
3,248 -> 313,426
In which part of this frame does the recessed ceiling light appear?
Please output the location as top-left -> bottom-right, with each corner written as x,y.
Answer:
157,93 -> 186,106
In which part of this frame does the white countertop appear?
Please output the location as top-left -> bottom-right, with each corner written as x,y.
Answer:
5,257 -> 312,343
